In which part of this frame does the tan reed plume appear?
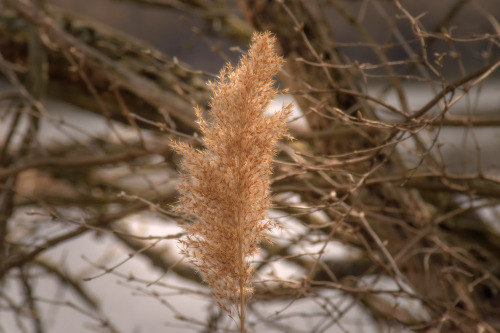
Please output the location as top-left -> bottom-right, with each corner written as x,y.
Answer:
171,32 -> 292,327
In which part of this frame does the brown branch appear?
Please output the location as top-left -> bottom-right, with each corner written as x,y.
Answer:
0,147 -> 171,180
410,58 -> 500,120
1,2 -> 205,133
112,0 -> 253,41
0,203 -> 145,279
34,258 -> 100,309
434,114 -> 500,127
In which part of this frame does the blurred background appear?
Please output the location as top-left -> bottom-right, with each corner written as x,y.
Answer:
1,1 -> 500,332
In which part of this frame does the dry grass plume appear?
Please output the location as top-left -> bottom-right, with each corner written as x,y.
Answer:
171,32 -> 292,328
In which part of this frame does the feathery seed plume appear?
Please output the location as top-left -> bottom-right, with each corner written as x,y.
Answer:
171,32 -> 292,315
